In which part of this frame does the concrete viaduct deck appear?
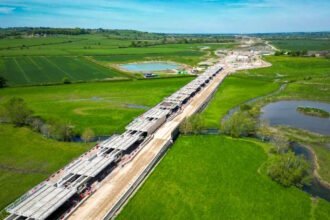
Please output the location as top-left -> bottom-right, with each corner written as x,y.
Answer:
67,65 -> 232,220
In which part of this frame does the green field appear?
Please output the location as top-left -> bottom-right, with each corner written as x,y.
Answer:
0,36 -> 85,50
0,35 -> 235,57
0,77 -> 192,135
0,77 -> 192,214
92,50 -> 204,66
237,56 -> 330,103
312,144 -> 330,182
0,34 -> 236,85
0,124 -> 89,212
201,56 -> 330,184
118,135 -> 330,219
271,39 -> 330,51
0,56 -> 123,85
201,56 -> 330,128
201,76 -> 279,128
0,34 -> 132,56
0,33 -> 329,219
237,56 -> 330,82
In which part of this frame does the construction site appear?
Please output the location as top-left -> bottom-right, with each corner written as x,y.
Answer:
5,62 -> 230,220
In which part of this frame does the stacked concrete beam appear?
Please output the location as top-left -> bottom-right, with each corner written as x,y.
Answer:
7,183 -> 76,220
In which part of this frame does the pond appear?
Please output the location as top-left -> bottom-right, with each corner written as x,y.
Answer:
71,135 -> 110,143
291,143 -> 330,201
119,62 -> 181,72
260,100 -> 330,135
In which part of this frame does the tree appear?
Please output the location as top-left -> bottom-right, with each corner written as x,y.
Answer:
26,116 -> 44,132
62,77 -> 71,84
52,123 -> 74,141
270,133 -> 289,154
221,111 -> 256,137
274,51 -> 282,56
4,97 -> 33,126
256,120 -> 273,142
0,76 -> 7,88
240,104 -> 252,111
40,123 -> 52,138
267,152 -> 311,188
179,117 -> 193,134
81,128 -> 95,143
302,50 -> 308,56
0,106 -> 8,123
130,41 -> 137,47
189,114 -> 204,134
179,114 -> 205,135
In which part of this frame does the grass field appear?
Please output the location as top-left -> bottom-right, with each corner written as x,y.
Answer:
271,39 -> 330,51
0,34 -> 131,56
0,56 -> 123,85
236,57 -> 330,184
92,50 -> 204,66
0,124 -> 89,212
0,36 -> 85,50
0,34 -> 235,57
0,77 -> 192,135
312,144 -> 330,182
118,135 -> 330,219
200,56 -> 330,185
235,56 -> 330,103
237,56 -> 330,83
201,76 -> 279,128
201,56 -> 330,128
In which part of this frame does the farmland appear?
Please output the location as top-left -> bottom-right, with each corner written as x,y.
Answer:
0,30 -> 329,219
0,77 -> 192,135
0,34 -> 236,85
270,39 -> 330,51
0,56 -> 123,85
0,32 -> 236,216
0,124 -> 89,214
118,135 -> 330,219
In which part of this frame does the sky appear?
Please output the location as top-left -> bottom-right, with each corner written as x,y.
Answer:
0,0 -> 329,33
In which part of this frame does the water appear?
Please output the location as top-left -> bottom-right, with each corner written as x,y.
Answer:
120,62 -> 180,72
199,128 -> 220,135
222,84 -> 287,123
260,100 -> 330,135
125,104 -> 149,110
71,135 -> 110,143
291,143 -> 330,201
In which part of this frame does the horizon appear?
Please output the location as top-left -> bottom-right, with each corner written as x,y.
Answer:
1,27 -> 330,35
0,0 -> 330,34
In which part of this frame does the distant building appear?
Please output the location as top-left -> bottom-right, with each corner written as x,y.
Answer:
236,55 -> 250,62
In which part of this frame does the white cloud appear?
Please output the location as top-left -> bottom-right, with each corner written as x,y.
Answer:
0,6 -> 15,14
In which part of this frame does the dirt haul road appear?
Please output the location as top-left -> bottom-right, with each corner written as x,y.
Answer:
68,66 -> 232,220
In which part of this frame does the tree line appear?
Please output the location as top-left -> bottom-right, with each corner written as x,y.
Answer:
0,97 -> 95,143
274,50 -> 309,57
130,37 -> 235,48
